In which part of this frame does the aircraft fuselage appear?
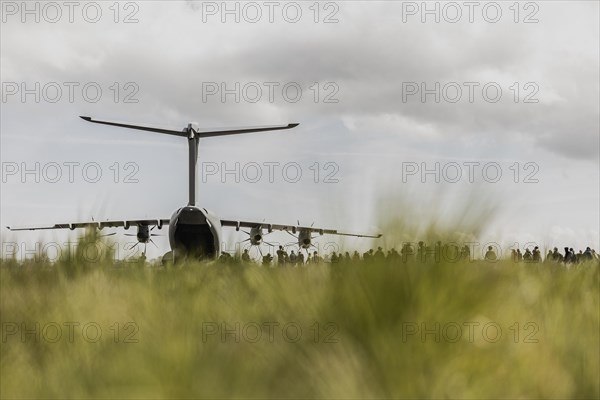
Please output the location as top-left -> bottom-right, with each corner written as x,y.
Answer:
168,206 -> 222,261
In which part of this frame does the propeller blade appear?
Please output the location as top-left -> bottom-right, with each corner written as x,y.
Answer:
124,233 -> 137,237
128,242 -> 139,251
149,239 -> 158,248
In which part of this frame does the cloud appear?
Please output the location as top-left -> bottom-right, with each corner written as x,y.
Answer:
1,1 -> 598,255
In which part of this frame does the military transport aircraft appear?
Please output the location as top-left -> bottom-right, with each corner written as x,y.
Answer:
7,116 -> 381,262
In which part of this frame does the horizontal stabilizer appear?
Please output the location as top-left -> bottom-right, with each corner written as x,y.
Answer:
80,116 -> 187,137
80,116 -> 299,138
198,123 -> 299,137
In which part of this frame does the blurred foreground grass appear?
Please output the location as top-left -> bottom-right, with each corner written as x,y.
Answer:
1,235 -> 598,399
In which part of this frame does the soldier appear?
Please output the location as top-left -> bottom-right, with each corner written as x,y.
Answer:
460,244 -> 471,261
417,241 -> 426,262
374,246 -> 385,262
545,250 -> 553,263
564,247 -> 573,264
241,249 -> 251,263
434,241 -> 442,262
312,251 -> 320,264
532,246 -> 541,263
484,245 -> 497,261
352,251 -> 361,262
298,251 -> 305,265
523,248 -> 532,262
401,243 -> 414,263
330,251 -> 339,264
583,247 -> 594,261
552,247 -> 563,262
511,249 -> 518,263
289,250 -> 297,266
345,251 -> 351,263
276,245 -> 286,266
262,253 -> 273,266
389,248 -> 400,263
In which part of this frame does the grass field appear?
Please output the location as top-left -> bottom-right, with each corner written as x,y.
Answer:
1,233 -> 598,399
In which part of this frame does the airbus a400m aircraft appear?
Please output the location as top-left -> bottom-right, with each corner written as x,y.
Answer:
7,116 -> 381,262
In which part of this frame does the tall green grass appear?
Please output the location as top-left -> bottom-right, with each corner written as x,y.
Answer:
1,231 -> 598,399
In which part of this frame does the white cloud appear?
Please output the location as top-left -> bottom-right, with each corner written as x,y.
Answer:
1,1 -> 598,257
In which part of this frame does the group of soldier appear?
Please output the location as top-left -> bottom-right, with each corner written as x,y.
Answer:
226,241 -> 599,266
241,246 -> 322,266
510,246 -> 598,264
232,241 -> 470,266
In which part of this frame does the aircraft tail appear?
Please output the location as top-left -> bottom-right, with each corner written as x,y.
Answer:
80,116 -> 299,206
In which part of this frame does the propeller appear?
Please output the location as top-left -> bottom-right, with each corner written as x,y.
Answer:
98,232 -> 117,237
240,221 -> 275,258
128,241 -> 148,253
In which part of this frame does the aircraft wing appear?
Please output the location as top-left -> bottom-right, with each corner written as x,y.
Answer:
6,219 -> 170,231
220,219 -> 381,238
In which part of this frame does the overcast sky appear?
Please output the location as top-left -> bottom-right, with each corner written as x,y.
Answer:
1,1 -> 598,260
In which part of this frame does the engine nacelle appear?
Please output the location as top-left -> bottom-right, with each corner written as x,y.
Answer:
298,229 -> 312,249
137,225 -> 150,242
249,226 -> 263,246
